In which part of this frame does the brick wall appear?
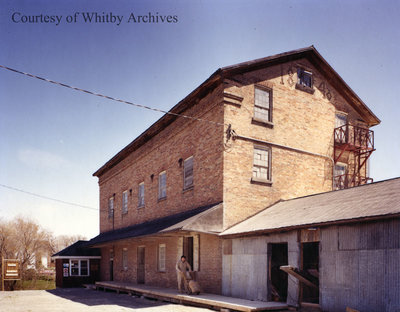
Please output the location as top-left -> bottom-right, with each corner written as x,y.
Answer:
222,58 -> 370,228
100,233 -> 222,294
97,85 -> 225,233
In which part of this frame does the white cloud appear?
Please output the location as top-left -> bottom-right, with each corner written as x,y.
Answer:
18,148 -> 71,169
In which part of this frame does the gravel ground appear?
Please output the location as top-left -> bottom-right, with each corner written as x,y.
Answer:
0,288 -> 213,312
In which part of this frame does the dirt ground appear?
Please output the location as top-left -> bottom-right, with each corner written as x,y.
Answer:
0,288 -> 212,312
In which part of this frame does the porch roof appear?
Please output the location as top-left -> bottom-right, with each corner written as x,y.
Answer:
221,177 -> 400,237
87,202 -> 223,246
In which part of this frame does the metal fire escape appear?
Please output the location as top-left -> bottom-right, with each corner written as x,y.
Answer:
333,124 -> 375,190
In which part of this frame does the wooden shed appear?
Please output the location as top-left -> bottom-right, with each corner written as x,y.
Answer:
52,240 -> 101,288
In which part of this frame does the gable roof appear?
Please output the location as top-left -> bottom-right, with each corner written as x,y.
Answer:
86,202 -> 223,246
52,240 -> 101,259
93,46 -> 380,177
221,177 -> 400,238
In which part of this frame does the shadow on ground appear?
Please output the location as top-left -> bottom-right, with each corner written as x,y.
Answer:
46,287 -> 168,309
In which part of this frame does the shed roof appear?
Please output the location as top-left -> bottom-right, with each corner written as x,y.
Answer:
221,177 -> 400,237
87,202 -> 223,246
52,240 -> 101,259
93,46 -> 380,177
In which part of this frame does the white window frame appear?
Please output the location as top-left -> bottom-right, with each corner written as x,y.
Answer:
158,244 -> 166,272
158,171 -> 167,200
122,190 -> 128,214
252,146 -> 272,182
183,156 -> 194,190
69,259 -> 90,277
108,197 -> 114,218
254,87 -> 272,123
333,163 -> 347,190
122,248 -> 128,271
138,182 -> 145,208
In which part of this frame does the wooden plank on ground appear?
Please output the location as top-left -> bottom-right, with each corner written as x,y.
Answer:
280,266 -> 318,289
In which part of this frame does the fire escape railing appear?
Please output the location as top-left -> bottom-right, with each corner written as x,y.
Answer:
333,124 -> 375,190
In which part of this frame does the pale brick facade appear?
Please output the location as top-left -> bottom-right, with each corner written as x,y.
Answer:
90,47 -> 379,294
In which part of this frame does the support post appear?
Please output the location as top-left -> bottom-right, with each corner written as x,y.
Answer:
1,257 -> 4,291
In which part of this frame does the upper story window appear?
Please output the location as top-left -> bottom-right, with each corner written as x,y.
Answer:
158,171 -> 167,200
138,182 -> 145,208
254,87 -> 272,124
296,68 -> 314,94
333,163 -> 347,190
297,68 -> 313,88
122,190 -> 128,214
183,156 -> 194,190
335,112 -> 348,128
252,146 -> 272,184
108,197 -> 114,218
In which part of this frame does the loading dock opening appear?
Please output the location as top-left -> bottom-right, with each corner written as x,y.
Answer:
268,243 -> 288,302
301,242 -> 319,304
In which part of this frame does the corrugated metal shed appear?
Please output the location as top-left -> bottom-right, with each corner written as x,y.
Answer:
222,177 -> 400,237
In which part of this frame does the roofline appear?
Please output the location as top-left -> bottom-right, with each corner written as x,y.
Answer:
51,256 -> 102,260
277,176 -> 400,204
221,212 -> 400,239
220,176 -> 400,237
93,46 -> 380,177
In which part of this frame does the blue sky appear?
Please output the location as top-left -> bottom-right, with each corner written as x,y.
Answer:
1,0 -> 399,238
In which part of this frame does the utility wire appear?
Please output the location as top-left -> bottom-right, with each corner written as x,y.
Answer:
0,183 -> 98,211
0,64 -> 227,127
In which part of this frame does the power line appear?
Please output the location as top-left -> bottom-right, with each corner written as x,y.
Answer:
0,64 -> 227,127
0,183 -> 98,211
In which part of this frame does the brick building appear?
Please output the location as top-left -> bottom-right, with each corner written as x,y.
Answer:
87,46 -> 379,294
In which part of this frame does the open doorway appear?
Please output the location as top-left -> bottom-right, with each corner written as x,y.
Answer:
268,243 -> 288,302
183,237 -> 194,269
137,246 -> 145,284
301,242 -> 319,304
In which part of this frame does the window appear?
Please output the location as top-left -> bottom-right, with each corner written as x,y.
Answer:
138,182 -> 145,208
333,163 -> 347,190
69,259 -> 89,276
80,259 -> 88,276
297,68 -> 313,88
122,190 -> 128,214
158,171 -> 167,200
252,146 -> 271,182
335,112 -> 347,128
122,248 -> 128,270
254,87 -> 272,123
158,244 -> 166,272
108,197 -> 114,218
183,156 -> 194,190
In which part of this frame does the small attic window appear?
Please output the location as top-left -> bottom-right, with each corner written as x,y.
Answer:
296,68 -> 315,94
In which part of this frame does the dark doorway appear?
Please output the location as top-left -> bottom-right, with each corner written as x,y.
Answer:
268,243 -> 288,302
109,260 -> 114,281
183,237 -> 194,269
301,242 -> 319,304
109,250 -> 114,281
137,246 -> 145,284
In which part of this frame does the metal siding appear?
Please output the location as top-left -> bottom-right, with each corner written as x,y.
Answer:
222,232 -> 299,304
321,220 -> 400,312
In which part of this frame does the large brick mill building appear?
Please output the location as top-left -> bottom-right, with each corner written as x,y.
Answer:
81,47 -> 398,311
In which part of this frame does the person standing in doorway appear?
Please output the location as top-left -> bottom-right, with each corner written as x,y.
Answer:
176,255 -> 192,293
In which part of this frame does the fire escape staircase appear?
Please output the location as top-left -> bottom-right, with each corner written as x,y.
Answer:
333,124 -> 375,190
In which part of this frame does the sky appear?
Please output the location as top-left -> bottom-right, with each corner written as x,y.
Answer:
1,0 -> 399,239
